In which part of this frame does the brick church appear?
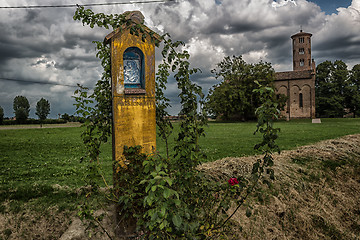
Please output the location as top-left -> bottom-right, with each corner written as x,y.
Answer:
274,30 -> 316,119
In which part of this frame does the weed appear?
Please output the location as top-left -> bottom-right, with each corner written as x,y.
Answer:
297,167 -> 308,174
308,172 -> 322,182
353,166 -> 360,179
9,201 -> 22,214
351,222 -> 360,233
312,215 -> 344,239
287,208 -> 296,225
324,173 -> 335,185
291,156 -> 314,165
354,209 -> 360,215
0,204 -> 5,214
3,229 -> 12,239
322,159 -> 347,171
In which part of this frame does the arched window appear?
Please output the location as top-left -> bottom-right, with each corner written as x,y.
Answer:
123,47 -> 144,89
299,93 -> 303,108
300,59 -> 304,66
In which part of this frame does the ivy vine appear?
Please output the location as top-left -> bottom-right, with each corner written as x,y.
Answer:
73,6 -> 281,239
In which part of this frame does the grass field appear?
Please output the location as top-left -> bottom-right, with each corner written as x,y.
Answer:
200,118 -> 360,161
0,118 -> 360,212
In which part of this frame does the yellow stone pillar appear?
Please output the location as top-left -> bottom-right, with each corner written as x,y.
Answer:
104,11 -> 160,167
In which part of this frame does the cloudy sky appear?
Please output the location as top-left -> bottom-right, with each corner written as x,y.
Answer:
0,0 -> 359,118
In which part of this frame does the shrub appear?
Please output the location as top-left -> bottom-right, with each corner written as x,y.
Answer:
0,106 -> 3,125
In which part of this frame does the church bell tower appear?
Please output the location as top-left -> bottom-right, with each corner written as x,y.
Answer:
291,30 -> 314,71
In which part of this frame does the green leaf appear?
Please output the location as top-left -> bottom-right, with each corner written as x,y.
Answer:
159,221 -> 165,230
163,188 -> 172,198
172,214 -> 182,228
252,162 -> 260,174
154,175 -> 162,180
165,177 -> 173,186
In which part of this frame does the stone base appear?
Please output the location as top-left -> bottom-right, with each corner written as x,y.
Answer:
312,118 -> 321,123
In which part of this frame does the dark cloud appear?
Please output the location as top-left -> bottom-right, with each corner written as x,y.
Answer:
0,0 -> 359,117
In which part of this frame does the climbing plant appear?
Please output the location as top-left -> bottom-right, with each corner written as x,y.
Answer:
73,6 -> 281,239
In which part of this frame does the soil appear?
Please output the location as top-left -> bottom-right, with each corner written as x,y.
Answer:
200,134 -> 360,239
1,134 -> 360,239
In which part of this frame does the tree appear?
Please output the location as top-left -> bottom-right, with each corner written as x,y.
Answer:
13,96 -> 30,123
315,60 -> 349,117
346,64 -> 360,117
61,113 -> 70,122
36,98 -> 50,124
0,106 -> 4,125
206,55 -> 279,121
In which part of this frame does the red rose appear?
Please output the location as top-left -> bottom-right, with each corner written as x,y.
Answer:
228,178 -> 239,186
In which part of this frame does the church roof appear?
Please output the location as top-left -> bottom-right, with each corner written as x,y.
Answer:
291,30 -> 312,39
275,70 -> 314,81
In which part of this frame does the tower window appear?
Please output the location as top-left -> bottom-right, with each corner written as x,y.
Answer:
308,48 -> 311,54
299,48 -> 305,54
299,37 -> 305,43
299,93 -> 303,108
300,59 -> 304,66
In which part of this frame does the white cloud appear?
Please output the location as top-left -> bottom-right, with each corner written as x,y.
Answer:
0,0 -> 359,117
243,50 -> 269,64
272,0 -> 297,9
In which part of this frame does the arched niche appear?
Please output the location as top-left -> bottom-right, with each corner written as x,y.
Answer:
277,85 -> 287,96
301,84 -> 311,108
290,85 -> 300,104
123,47 -> 144,89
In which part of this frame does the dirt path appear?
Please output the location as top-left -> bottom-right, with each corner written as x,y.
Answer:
0,122 -> 82,130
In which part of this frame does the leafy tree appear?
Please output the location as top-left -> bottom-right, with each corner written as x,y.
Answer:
61,113 -> 70,122
206,56 -> 279,121
13,96 -> 30,123
36,98 -> 51,125
315,60 -> 349,117
0,106 -> 4,125
346,64 -> 360,117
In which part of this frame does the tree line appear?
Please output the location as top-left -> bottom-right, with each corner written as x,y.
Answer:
0,96 -> 50,124
316,61 -> 360,118
205,57 -> 360,120
1,59 -> 357,125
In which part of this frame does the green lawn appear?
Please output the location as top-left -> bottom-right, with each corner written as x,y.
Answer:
0,118 -> 359,210
201,118 -> 360,161
156,118 -> 360,162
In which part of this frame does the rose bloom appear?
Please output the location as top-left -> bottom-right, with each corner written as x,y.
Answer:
228,178 -> 239,186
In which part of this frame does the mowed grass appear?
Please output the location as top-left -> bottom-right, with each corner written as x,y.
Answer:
0,127 -> 113,212
0,118 -> 360,211
199,118 -> 360,161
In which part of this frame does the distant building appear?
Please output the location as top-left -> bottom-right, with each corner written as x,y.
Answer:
274,30 -> 316,119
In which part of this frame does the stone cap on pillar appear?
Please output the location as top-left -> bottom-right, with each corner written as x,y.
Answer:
103,11 -> 162,45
